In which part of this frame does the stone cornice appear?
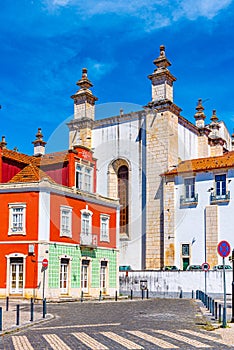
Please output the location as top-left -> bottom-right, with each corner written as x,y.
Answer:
0,179 -> 119,208
146,99 -> 182,116
67,118 -> 94,130
93,110 -> 145,129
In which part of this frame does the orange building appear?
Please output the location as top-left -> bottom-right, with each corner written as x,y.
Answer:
0,134 -> 119,300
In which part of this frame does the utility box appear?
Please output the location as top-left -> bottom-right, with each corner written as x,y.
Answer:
140,280 -> 148,290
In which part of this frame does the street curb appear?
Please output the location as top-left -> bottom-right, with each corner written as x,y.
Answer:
0,314 -> 54,336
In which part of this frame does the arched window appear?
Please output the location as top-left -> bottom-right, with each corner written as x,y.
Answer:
118,165 -> 129,235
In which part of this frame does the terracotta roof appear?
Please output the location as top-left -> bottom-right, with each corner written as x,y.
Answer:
164,151 -> 234,176
8,164 -> 55,183
34,151 -> 69,166
2,149 -> 35,165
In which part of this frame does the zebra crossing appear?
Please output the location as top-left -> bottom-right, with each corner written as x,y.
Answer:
8,329 -> 230,349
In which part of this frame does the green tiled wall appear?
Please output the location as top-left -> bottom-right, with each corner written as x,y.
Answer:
48,244 -> 117,290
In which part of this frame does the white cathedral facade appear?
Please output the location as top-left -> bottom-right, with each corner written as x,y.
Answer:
67,45 -> 234,271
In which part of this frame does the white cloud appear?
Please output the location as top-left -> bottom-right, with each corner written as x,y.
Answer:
43,0 -> 233,30
173,0 -> 233,21
83,58 -> 116,79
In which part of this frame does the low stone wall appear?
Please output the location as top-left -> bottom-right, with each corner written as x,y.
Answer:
119,270 -> 233,297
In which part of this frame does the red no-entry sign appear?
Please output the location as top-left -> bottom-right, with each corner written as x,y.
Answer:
217,240 -> 231,258
42,258 -> 48,268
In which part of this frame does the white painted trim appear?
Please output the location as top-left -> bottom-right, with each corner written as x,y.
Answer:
38,191 -> 50,241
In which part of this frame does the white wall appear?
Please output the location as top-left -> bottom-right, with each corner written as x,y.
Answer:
175,170 -> 234,268
178,123 -> 198,161
93,119 -> 143,270
120,270 -> 233,294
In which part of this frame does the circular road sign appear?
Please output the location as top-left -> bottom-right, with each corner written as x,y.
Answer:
42,258 -> 48,268
202,262 -> 210,271
217,240 -> 231,258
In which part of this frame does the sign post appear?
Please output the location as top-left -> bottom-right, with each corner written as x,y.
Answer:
229,249 -> 234,323
217,240 -> 231,328
42,258 -> 48,300
202,262 -> 210,296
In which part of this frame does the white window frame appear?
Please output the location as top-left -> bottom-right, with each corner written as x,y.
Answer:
100,214 -> 110,242
215,174 -> 227,198
81,209 -> 93,235
75,163 -> 93,192
184,177 -> 195,199
60,206 -> 72,237
8,203 -> 26,235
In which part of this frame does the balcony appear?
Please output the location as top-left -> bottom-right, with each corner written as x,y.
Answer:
180,193 -> 198,207
210,191 -> 230,204
80,232 -> 98,248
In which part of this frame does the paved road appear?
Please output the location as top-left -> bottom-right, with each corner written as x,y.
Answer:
0,299 -> 232,349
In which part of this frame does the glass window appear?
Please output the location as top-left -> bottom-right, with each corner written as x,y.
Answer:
215,174 -> 226,196
182,244 -> 190,256
82,212 -> 91,234
184,178 -> 195,199
9,204 -> 26,235
76,165 -> 83,189
118,165 -> 129,235
100,215 -> 110,242
76,164 -> 93,192
60,206 -> 72,237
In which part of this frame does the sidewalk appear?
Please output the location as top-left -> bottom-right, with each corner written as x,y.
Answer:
198,299 -> 234,346
0,299 -> 52,335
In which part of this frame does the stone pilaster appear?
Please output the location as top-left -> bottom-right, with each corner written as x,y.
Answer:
205,205 -> 219,267
145,103 -> 179,269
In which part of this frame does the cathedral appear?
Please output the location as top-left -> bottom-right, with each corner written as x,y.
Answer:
68,45 -> 234,271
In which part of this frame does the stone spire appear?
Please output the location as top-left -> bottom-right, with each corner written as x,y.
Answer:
71,68 -> 98,120
208,110 -> 225,156
32,128 -> 46,156
194,99 -> 206,128
0,136 -> 7,149
209,110 -> 220,136
148,45 -> 176,103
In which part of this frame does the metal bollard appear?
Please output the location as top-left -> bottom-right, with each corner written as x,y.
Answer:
141,289 -> 144,300
130,289 -> 133,300
115,290 -> 118,301
215,301 -> 218,319
99,291 -> 102,302
6,296 -> 9,311
223,306 -> 227,328
179,290 -> 183,298
30,298 -> 34,322
146,289 -> 149,299
192,290 -> 194,299
212,300 -> 215,317
218,304 -> 222,323
16,304 -> 20,326
81,291 -> 84,302
0,307 -> 2,331
43,298 -> 46,319
196,290 -> 198,299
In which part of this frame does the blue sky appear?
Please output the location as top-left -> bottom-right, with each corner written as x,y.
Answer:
1,0 -> 234,154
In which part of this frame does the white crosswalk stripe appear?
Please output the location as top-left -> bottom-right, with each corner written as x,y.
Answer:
101,331 -> 143,349
127,330 -> 179,348
179,329 -> 227,345
72,332 -> 109,349
43,334 -> 72,350
12,336 -> 34,350
153,330 -> 211,348
9,328 -> 228,349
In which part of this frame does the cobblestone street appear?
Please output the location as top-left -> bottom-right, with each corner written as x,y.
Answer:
0,299 -> 233,349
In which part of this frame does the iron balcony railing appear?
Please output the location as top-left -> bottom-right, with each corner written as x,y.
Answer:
180,193 -> 198,206
210,191 -> 230,204
80,232 -> 98,248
